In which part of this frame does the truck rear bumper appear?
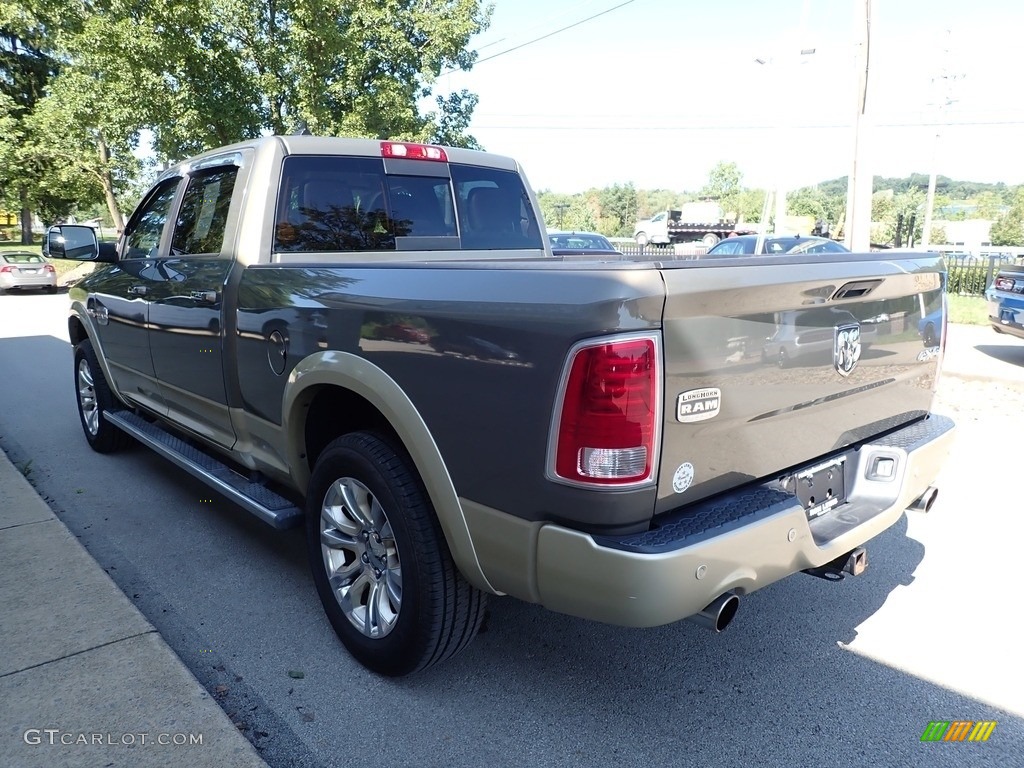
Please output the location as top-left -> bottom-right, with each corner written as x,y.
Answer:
532,414 -> 955,627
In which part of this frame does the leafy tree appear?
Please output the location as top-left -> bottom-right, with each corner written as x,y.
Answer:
597,182 -> 637,237
699,161 -> 741,201
4,0 -> 491,231
971,191 -> 1003,220
636,188 -> 681,219
0,25 -> 60,242
990,188 -> 1024,246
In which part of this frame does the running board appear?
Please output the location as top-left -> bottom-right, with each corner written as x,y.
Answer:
105,410 -> 303,529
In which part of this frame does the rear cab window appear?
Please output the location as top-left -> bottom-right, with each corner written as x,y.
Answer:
274,155 -> 543,253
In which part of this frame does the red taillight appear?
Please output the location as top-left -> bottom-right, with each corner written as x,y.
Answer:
553,336 -> 658,485
380,141 -> 448,162
0,265 -> 14,273
995,276 -> 1016,291
44,264 -> 56,273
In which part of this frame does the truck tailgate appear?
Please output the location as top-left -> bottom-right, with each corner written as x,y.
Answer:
655,254 -> 944,515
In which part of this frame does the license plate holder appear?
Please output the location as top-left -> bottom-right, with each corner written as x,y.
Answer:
794,457 -> 847,519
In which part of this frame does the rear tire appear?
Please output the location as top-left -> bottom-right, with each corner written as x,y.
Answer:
74,339 -> 131,453
306,432 -> 486,676
923,323 -> 938,347
702,233 -> 720,247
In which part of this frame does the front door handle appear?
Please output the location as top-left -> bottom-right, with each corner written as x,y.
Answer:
128,285 -> 148,296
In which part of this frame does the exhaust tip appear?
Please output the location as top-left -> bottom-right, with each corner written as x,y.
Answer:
688,593 -> 740,633
909,486 -> 939,513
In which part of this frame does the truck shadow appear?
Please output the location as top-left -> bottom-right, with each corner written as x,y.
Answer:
976,343 -> 1024,368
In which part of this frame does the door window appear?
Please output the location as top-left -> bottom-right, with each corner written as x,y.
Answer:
171,168 -> 238,255
123,180 -> 180,259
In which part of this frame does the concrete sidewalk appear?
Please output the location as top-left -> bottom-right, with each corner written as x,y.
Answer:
941,322 -> 1024,383
0,451 -> 268,768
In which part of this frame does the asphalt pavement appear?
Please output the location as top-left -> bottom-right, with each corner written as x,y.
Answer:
1,290 -> 1023,768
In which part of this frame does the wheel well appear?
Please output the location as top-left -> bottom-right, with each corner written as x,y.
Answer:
301,385 -> 398,472
69,317 -> 86,347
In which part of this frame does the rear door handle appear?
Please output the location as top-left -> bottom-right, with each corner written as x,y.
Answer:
128,285 -> 148,296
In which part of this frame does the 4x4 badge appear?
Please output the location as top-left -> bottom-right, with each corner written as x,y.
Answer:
834,323 -> 861,377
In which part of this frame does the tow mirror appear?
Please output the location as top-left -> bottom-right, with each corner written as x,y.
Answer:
45,225 -> 115,262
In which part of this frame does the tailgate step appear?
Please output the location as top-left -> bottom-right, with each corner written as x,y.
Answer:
105,410 -> 303,529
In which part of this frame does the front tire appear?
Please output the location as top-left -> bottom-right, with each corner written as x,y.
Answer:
74,339 -> 130,453
306,432 -> 486,676
635,232 -> 649,247
702,233 -> 720,247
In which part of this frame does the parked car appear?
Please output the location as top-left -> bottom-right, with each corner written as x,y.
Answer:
704,234 -> 850,258
985,266 -> 1024,340
0,251 -> 57,293
547,230 -> 621,257
918,307 -> 945,348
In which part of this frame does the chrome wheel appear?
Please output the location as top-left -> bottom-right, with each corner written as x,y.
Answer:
320,477 -> 402,638
77,357 -> 100,436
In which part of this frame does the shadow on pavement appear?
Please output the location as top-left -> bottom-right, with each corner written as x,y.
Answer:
976,343 -> 1024,367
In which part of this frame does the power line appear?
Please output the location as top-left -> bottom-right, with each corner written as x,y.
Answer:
444,0 -> 638,74
471,0 -> 600,52
469,119 -> 1024,131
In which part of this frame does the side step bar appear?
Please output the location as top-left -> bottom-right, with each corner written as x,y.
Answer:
105,410 -> 303,529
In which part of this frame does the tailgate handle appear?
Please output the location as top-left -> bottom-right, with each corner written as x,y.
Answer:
832,280 -> 882,300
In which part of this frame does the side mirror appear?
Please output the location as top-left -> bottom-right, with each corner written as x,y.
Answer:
44,225 -> 115,262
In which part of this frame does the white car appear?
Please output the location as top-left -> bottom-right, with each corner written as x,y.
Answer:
0,251 -> 58,293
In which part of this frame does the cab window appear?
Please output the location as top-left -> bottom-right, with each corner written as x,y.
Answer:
171,167 -> 238,255
123,180 -> 180,259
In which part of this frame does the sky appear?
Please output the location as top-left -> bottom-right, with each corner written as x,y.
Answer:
434,0 -> 1024,194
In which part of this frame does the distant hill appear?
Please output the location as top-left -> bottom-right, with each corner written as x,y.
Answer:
816,175 -> 1012,198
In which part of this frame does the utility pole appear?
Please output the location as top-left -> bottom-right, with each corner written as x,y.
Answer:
921,31 -> 963,249
844,0 -> 873,252
553,203 -> 569,230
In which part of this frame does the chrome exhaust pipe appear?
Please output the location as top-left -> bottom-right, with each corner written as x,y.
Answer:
908,486 -> 939,513
687,593 -> 739,633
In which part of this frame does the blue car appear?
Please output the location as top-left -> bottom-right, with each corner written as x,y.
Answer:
917,307 -> 944,348
985,267 -> 1024,340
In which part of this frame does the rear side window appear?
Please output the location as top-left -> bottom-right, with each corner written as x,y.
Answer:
275,156 -> 405,252
274,155 -> 543,252
171,167 -> 238,255
452,165 -> 543,250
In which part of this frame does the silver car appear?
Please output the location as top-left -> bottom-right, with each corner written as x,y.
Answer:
0,251 -> 57,293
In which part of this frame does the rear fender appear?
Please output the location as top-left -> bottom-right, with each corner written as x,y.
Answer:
283,351 -> 497,594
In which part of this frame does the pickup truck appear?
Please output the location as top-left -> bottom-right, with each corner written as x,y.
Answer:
45,135 -> 955,676
633,205 -> 755,248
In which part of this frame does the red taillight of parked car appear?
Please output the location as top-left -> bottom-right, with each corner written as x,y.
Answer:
0,265 -> 14,273
553,336 -> 659,486
995,276 -> 1016,292
44,264 -> 56,273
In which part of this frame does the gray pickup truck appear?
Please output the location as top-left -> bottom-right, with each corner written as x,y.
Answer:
46,136 -> 955,676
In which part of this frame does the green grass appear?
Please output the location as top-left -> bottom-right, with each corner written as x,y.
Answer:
948,294 -> 989,326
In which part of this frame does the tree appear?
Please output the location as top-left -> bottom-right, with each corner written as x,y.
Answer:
699,161 -> 741,201
4,0 -> 492,231
990,188 -> 1024,246
597,183 -> 637,237
0,25 -> 59,242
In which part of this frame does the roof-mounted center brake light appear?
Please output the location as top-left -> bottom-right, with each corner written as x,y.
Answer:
380,141 -> 448,162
